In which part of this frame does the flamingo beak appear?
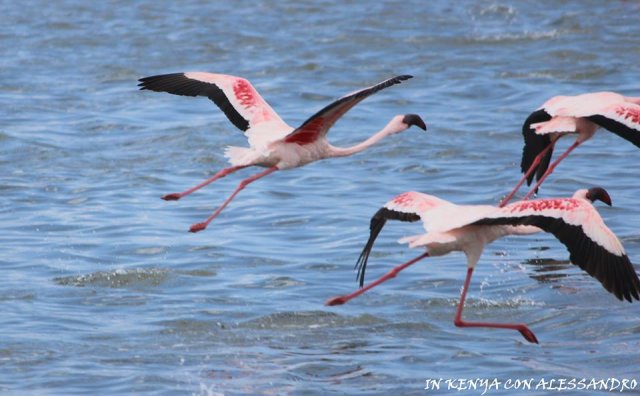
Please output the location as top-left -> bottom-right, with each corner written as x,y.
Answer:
402,114 -> 427,131
586,187 -> 612,206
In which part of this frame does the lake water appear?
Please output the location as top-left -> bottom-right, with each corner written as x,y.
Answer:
1,0 -> 639,394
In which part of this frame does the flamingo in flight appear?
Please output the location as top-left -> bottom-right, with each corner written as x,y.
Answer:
326,187 -> 640,344
138,73 -> 426,232
500,92 -> 640,207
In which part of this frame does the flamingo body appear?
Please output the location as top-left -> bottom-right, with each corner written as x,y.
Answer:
356,191 -> 540,287
138,73 -> 426,231
501,92 -> 640,207
329,187 -> 640,344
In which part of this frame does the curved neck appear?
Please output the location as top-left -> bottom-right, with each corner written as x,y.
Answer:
327,120 -> 402,158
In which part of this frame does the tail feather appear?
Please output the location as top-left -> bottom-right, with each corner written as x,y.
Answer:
398,234 -> 422,245
224,146 -> 252,166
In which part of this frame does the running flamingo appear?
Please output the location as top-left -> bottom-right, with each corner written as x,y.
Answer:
500,92 -> 640,207
138,73 -> 426,232
326,187 -> 640,344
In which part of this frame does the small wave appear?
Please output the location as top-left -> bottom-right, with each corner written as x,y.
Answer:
54,268 -> 170,288
524,257 -> 572,283
239,311 -> 383,330
288,362 -> 369,382
474,295 -> 542,308
500,66 -> 612,81
463,29 -> 560,44
413,295 -> 541,309
476,4 -> 517,18
621,234 -> 640,244
525,257 -> 571,267
158,318 -> 225,336
234,276 -> 305,289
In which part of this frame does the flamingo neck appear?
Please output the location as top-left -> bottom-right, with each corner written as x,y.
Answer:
327,121 -> 402,158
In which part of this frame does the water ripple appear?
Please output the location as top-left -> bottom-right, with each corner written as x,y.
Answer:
3,0 -> 640,393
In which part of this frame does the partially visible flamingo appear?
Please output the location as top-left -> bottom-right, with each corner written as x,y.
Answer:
326,187 -> 640,344
500,92 -> 640,207
138,73 -> 426,232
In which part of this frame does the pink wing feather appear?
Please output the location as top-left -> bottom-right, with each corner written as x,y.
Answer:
284,75 -> 413,145
473,197 -> 640,302
138,72 -> 293,147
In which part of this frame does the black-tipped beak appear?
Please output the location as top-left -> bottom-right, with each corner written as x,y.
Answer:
587,187 -> 612,206
403,114 -> 427,131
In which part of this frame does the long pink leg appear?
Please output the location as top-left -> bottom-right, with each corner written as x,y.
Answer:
162,165 -> 249,201
521,140 -> 581,201
325,252 -> 430,306
499,143 -> 554,207
454,268 -> 538,343
189,166 -> 278,233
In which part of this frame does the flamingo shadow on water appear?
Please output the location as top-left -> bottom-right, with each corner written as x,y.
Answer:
500,92 -> 640,207
139,73 -> 426,232
326,187 -> 640,344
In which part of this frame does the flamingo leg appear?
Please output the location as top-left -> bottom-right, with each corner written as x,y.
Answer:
454,267 -> 538,344
521,140 -> 581,201
325,252 -> 430,306
499,143 -> 554,207
189,166 -> 278,233
162,165 -> 249,201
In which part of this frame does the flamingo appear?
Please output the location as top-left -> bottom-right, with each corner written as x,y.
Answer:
326,187 -> 640,344
500,92 -> 640,207
138,73 -> 426,232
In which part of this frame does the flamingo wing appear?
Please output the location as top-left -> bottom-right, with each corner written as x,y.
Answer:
520,93 -> 640,186
471,198 -> 640,302
520,109 -> 553,185
542,92 -> 640,148
355,191 -> 449,286
587,101 -> 640,148
138,72 -> 292,139
284,75 -> 413,145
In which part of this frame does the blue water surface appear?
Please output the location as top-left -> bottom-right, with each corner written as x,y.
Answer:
1,1 -> 639,394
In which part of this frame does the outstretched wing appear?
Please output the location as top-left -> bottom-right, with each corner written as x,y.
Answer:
284,75 -> 413,145
521,93 -> 640,186
355,191 -> 448,286
520,109 -> 553,185
138,72 -> 292,143
587,101 -> 640,148
542,92 -> 640,148
471,198 -> 640,302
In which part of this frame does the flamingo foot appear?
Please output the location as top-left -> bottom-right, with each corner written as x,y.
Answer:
162,193 -> 182,201
189,222 -> 207,233
517,325 -> 539,344
325,296 -> 348,306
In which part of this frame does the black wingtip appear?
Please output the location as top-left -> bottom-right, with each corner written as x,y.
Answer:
355,208 -> 388,287
386,74 -> 413,87
402,114 -> 427,131
520,109 -> 553,185
137,74 -> 159,89
355,207 -> 422,287
137,73 -> 186,92
138,76 -> 159,91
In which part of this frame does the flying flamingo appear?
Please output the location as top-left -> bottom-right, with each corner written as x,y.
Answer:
326,187 -> 640,344
138,73 -> 426,232
500,92 -> 640,207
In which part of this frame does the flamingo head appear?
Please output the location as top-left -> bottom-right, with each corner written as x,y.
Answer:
586,187 -> 612,206
574,187 -> 612,206
401,114 -> 427,131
